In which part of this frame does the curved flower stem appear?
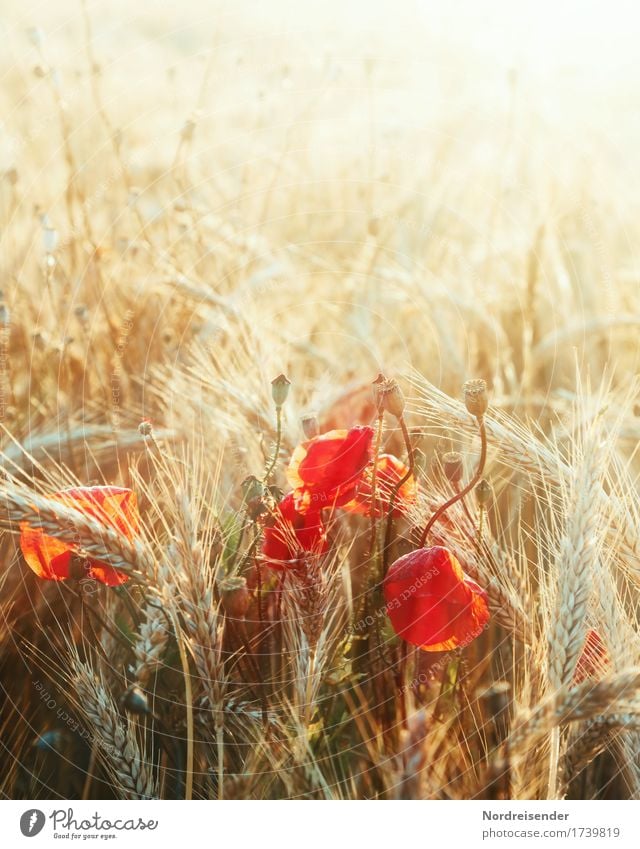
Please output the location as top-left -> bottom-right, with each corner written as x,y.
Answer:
263,405 -> 283,484
418,416 -> 487,548
382,415 -> 415,576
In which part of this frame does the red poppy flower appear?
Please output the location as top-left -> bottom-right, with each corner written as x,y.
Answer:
342,454 -> 417,517
19,486 -> 138,587
573,629 -> 610,684
383,546 -> 490,651
286,426 -> 374,512
261,492 -> 328,569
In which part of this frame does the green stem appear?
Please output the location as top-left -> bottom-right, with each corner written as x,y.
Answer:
263,405 -> 283,484
419,416 -> 487,548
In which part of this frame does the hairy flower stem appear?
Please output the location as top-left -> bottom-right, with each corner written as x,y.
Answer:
382,415 -> 415,575
263,405 -> 283,483
418,416 -> 487,548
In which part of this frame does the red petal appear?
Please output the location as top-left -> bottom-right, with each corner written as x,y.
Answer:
19,486 -> 138,585
383,547 -> 490,651
287,426 -> 373,511
574,629 -> 609,684
19,524 -> 72,581
342,454 -> 417,517
262,492 -> 328,569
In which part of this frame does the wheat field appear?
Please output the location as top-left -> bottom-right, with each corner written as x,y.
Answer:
1,0 -> 640,801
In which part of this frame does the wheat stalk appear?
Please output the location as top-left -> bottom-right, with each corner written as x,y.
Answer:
72,661 -> 157,799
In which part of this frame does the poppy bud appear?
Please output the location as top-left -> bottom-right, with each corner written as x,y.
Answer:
301,413 -> 319,440
442,451 -> 463,484
372,373 -> 387,414
476,478 -> 492,508
121,685 -> 150,716
241,474 -> 264,503
271,373 -> 291,407
463,379 -> 488,419
220,576 -> 251,619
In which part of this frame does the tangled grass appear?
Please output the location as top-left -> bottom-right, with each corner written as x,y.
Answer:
1,0 -> 640,801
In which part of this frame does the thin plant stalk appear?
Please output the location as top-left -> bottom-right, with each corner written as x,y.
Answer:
419,416 -> 487,548
382,414 -> 415,574
169,607 -> 194,801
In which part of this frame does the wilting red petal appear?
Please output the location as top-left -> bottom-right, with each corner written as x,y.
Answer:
287,426 -> 374,511
261,492 -> 328,569
19,486 -> 138,586
383,546 -> 490,651
322,384 -> 377,432
573,629 -> 610,684
342,454 -> 417,517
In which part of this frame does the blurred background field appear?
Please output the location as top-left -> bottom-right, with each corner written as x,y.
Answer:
2,0 -> 640,414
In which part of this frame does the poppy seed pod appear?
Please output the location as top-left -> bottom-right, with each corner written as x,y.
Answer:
301,413 -> 319,440
271,373 -> 291,407
476,478 -> 492,508
442,451 -> 464,484
121,685 -> 150,716
379,378 -> 405,419
463,379 -> 488,419
220,575 -> 251,619
138,418 -> 153,437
